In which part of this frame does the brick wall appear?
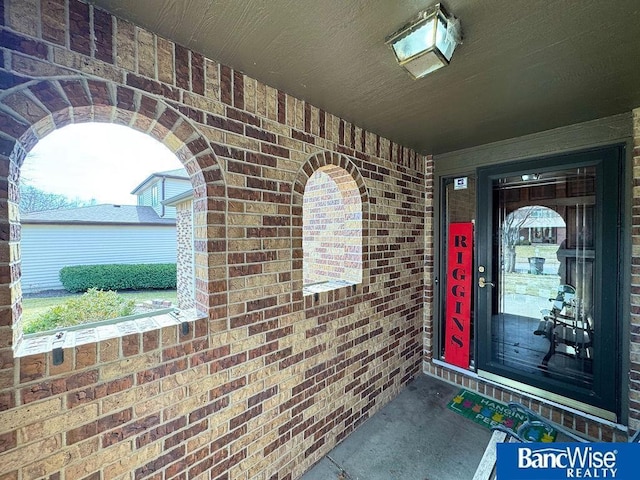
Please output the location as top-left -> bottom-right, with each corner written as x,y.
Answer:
0,1 -> 425,478
303,165 -> 362,286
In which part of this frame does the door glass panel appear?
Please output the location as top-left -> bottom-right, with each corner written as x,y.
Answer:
492,167 -> 595,390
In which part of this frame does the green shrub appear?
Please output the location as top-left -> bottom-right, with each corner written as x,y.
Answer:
60,263 -> 176,293
23,288 -> 135,334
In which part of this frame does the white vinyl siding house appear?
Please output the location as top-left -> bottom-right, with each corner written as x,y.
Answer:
21,223 -> 176,293
20,168 -> 191,294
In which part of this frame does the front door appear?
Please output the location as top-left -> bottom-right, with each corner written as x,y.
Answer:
475,147 -> 622,419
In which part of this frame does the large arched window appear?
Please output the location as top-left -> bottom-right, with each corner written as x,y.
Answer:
18,123 -> 195,337
303,165 -> 362,294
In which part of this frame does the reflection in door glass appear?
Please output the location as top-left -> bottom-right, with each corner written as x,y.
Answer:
492,167 -> 595,390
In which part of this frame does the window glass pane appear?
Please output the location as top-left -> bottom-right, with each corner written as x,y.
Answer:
492,167 -> 596,390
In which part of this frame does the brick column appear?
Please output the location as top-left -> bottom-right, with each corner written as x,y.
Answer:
0,138 -> 17,408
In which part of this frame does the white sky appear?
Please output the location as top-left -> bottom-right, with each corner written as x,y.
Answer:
22,123 -> 184,205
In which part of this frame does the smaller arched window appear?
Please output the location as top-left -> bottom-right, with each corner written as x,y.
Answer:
303,165 -> 362,295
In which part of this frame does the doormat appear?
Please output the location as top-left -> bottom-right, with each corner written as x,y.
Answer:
447,389 -> 558,442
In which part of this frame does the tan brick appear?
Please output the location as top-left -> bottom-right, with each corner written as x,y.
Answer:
1,434 -> 61,472
245,203 -> 278,215
63,440 -> 133,479
103,441 -> 162,478
134,385 -> 187,417
75,343 -> 97,368
269,159 -> 299,176
198,125 -> 226,144
227,239 -> 262,252
157,36 -> 175,84
136,28 -> 156,78
225,132 -> 260,152
228,214 -> 261,226
244,76 -> 257,114
278,136 -> 307,153
161,363 -> 209,391
99,352 -> 161,381
246,274 -> 278,289
6,0 -> 39,36
266,85 -> 278,122
294,98 -> 305,131
115,18 -> 136,71
187,370 -> 227,397
162,391 -> 208,421
101,382 -> 159,414
186,427 -> 212,455
230,359 -> 263,379
21,446 -> 82,480
184,92 -> 225,116
0,396 -> 62,433
19,402 -> 99,443
52,48 -> 122,82
263,261 -> 291,274
255,81 -> 267,117
98,338 -> 119,363
204,58 -> 220,101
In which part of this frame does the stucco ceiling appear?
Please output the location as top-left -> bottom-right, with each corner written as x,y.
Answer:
91,0 -> 640,155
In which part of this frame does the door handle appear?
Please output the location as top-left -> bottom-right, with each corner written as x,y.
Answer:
478,276 -> 495,288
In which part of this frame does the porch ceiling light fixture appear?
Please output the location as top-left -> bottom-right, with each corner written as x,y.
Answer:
385,3 -> 462,79
521,174 -> 540,181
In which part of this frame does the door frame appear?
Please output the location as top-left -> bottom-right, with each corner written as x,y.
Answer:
473,146 -> 624,420
432,114 -> 632,424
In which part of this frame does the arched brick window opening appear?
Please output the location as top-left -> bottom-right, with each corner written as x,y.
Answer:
18,122 -> 194,335
303,165 -> 362,293
0,78 -> 226,356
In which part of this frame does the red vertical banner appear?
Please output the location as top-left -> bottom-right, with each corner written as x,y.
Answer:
444,222 -> 474,369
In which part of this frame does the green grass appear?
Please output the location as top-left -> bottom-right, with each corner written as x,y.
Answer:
22,289 -> 178,327
514,244 -> 561,261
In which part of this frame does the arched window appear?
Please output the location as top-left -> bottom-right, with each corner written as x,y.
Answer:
303,165 -> 362,294
18,123 -> 195,336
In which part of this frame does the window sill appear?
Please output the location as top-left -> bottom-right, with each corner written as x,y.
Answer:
303,280 -> 358,296
14,308 -> 200,357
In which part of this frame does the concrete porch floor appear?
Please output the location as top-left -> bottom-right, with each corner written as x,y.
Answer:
301,374 -> 491,480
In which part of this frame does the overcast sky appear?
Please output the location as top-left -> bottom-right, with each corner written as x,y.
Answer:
22,123 -> 184,205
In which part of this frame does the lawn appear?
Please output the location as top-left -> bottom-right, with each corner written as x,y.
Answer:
22,289 -> 178,326
514,244 -> 561,261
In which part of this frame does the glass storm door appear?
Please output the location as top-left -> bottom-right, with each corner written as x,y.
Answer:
475,147 -> 622,419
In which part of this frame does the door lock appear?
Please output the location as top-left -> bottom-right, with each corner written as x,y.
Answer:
478,276 -> 495,288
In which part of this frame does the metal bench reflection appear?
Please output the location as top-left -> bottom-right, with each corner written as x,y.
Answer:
533,284 -> 593,369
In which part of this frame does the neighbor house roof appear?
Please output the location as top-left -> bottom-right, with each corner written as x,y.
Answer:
22,205 -> 176,226
130,168 -> 189,195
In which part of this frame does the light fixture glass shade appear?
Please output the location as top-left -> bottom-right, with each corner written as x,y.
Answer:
392,22 -> 436,62
386,3 -> 461,79
521,174 -> 540,181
